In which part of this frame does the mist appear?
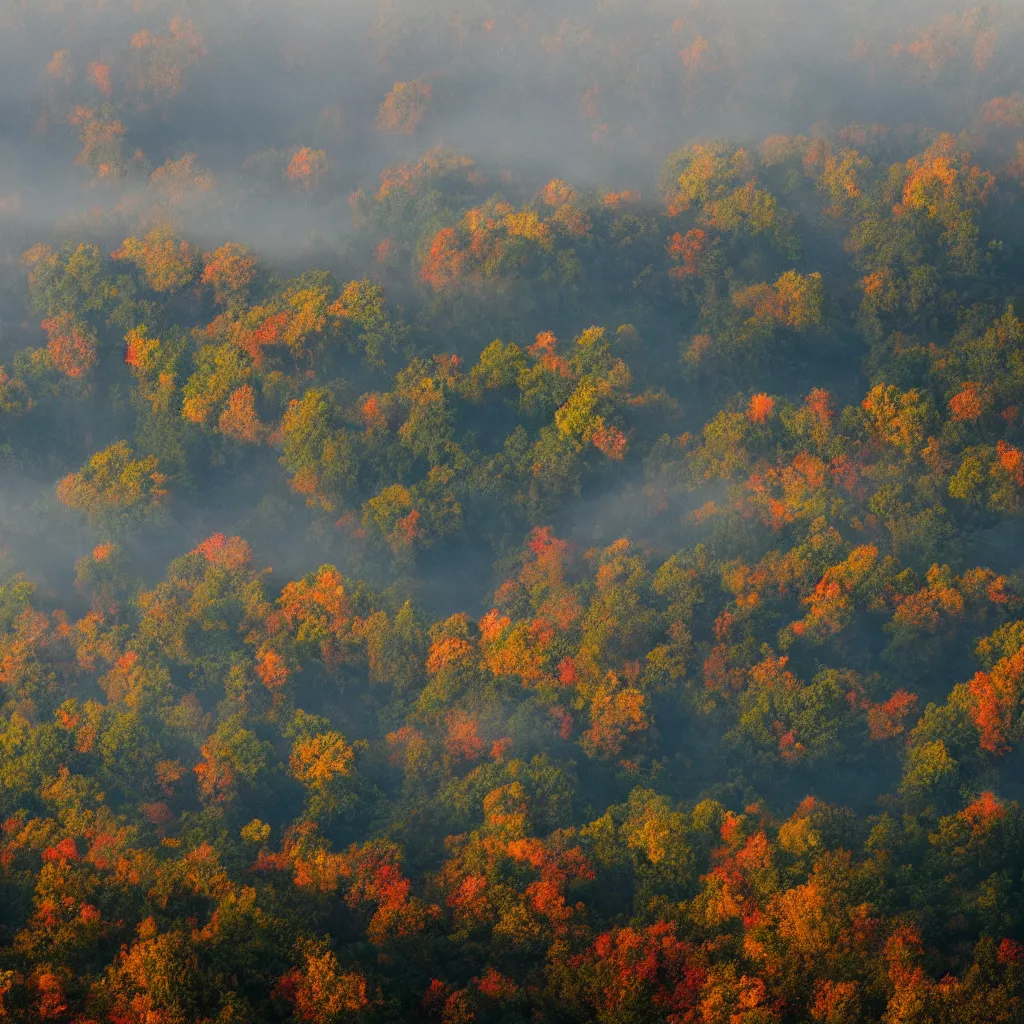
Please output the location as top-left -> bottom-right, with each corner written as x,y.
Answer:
2,2 -> 1024,1022
3,0 -> 1021,250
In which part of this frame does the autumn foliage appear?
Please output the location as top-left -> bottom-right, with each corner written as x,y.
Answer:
7,5 -> 1024,1023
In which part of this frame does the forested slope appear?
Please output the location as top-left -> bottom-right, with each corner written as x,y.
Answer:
3,2 -> 1024,1021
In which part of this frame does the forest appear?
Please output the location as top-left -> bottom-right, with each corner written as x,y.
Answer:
4,0 -> 1024,1021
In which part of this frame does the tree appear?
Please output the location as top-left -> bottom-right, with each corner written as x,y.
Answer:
286,148 -> 329,190
57,442 -> 168,534
276,942 -> 368,1023
377,80 -> 432,133
201,243 -> 258,308
112,227 -> 199,292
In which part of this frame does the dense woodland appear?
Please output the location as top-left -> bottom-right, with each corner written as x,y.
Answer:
6,1 -> 1024,1021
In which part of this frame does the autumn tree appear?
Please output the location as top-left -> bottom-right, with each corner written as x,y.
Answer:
57,442 -> 168,534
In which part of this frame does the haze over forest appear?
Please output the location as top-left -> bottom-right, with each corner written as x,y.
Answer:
4,1 -> 1024,1022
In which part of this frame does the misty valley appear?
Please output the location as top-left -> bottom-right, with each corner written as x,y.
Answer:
3,1 -> 1024,1022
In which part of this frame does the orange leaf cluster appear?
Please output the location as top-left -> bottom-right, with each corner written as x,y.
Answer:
194,743 -> 235,804
444,710 -> 485,763
218,385 -> 267,444
421,227 -> 468,291
277,951 -> 368,1024
867,689 -> 918,740
744,452 -> 826,531
112,228 -> 199,292
746,393 -> 775,424
591,420 -> 628,459
960,791 -> 1005,834
256,649 -> 290,690
582,675 -> 648,758
967,646 -> 1024,754
791,545 -> 879,640
426,636 -> 475,675
996,440 -> 1024,486
201,243 -> 257,304
375,148 -> 475,201
667,228 -> 708,279
290,733 -> 354,786
734,271 -> 823,332
286,147 -> 328,189
948,382 -> 988,422
41,313 -> 97,378
979,93 -> 1024,129
573,922 -> 706,1022
194,533 -> 252,571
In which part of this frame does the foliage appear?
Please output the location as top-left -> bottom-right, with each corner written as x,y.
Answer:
7,3 -> 1024,1022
